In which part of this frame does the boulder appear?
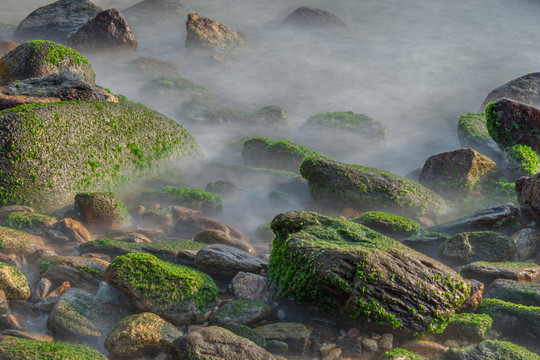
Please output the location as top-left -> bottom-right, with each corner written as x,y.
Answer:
303,111 -> 386,140
511,228 -> 540,261
449,340 -> 540,360
129,57 -> 180,78
0,262 -> 31,300
351,211 -> 420,239
1,211 -> 58,236
194,245 -> 267,279
141,187 -> 222,216
142,76 -> 211,106
12,0 -> 102,44
55,218 -> 92,245
0,336 -> 107,359
75,192 -> 127,231
188,105 -> 290,129
123,0 -> 188,23
419,148 -> 499,197
515,172 -> 540,227
481,72 -> 540,109
441,313 -> 492,342
39,255 -> 108,291
0,41 -> 18,58
268,211 -> 470,335
231,272 -> 271,304
283,6 -> 347,29
104,312 -> 181,357
106,253 -> 218,325
254,322 -> 312,353
484,279 -> 540,306
0,226 -> 55,259
500,144 -> 540,180
438,231 -> 515,264
194,230 -> 254,254
67,9 -> 137,52
185,13 -> 247,54
0,94 -> 60,111
142,208 -> 172,229
299,157 -> 446,218
0,101 -> 201,211
457,112 -> 503,162
460,261 -> 540,285
174,216 -> 242,239
210,299 -> 273,325
173,326 -> 277,360
382,349 -> 427,360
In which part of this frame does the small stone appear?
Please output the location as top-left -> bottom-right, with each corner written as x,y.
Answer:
378,333 -> 393,352
319,343 -> 336,355
265,340 -> 288,355
322,348 -> 342,360
361,338 -> 379,352
231,272 -> 271,304
347,328 -> 360,338
32,278 -> 52,302
444,339 -> 460,348
371,334 -> 381,341
45,281 -> 71,299
277,309 -> 286,320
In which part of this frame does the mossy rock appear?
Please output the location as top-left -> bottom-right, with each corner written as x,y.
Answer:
477,298 -> 540,340
441,313 -> 492,342
0,226 -> 54,257
1,211 -> 58,235
351,211 -> 420,239
0,336 -> 107,359
74,192 -> 128,231
0,41 -> 94,85
457,112 -> 502,161
299,157 -> 446,218
0,262 -> 31,299
382,348 -> 426,360
104,312 -> 181,357
304,111 -> 386,140
254,322 -> 312,353
268,211 -> 470,335
221,322 -> 266,348
241,137 -> 325,173
185,13 -> 247,54
140,186 -> 222,215
438,231 -> 515,264
105,252 -> 218,325
449,340 -> 540,360
200,106 -> 290,129
0,101 -> 201,211
210,300 -> 273,325
39,255 -> 108,291
460,261 -> 540,285
502,143 -> 540,178
484,279 -> 540,307
143,76 -> 211,102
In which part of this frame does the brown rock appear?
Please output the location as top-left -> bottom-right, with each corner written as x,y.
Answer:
40,255 -> 108,291
231,272 -> 271,304
402,340 -> 448,359
175,216 -> 247,241
185,13 -> 247,54
459,279 -> 484,311
322,348 -> 342,360
1,329 -> 53,342
171,206 -> 200,221
74,192 -> 125,232
516,172 -> 540,227
481,72 -> 540,109
194,229 -> 255,254
0,41 -> 18,58
0,93 -> 61,111
55,218 -> 92,244
378,333 -> 393,352
461,261 -> 540,285
0,314 -> 23,330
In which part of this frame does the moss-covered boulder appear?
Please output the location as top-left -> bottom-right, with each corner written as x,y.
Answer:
1,211 -> 58,235
268,211 -> 470,335
143,76 -> 211,103
382,348 -> 426,360
74,192 -> 128,231
351,211 -> 420,239
173,326 -> 277,360
0,226 -> 55,258
481,72 -> 540,109
299,157 -> 446,217
0,262 -> 31,300
185,13 -> 247,54
303,111 -> 386,140
449,340 -> 540,360
194,106 -> 290,129
39,255 -> 108,291
0,101 -> 201,211
0,41 -> 95,85
484,279 -> 540,306
501,144 -> 540,179
221,322 -> 266,348
457,112 -> 502,161
0,336 -> 107,359
210,300 -> 273,325
441,313 -> 492,342
241,137 -> 324,173
141,187 -> 222,215
460,261 -> 540,285
516,172 -> 540,227
477,298 -> 540,340
438,231 -> 515,264
104,312 -> 181,357
106,253 -> 218,325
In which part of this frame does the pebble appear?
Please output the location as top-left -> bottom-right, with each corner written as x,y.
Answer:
362,338 -> 379,352
319,343 -> 336,355
378,333 -> 393,352
322,348 -> 342,360
277,309 -> 286,320
347,328 -> 360,338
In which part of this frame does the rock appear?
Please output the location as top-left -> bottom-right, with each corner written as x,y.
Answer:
67,9 -> 137,52
0,93 -> 60,111
402,340 -> 448,359
12,0 -> 102,44
189,105 -> 290,130
486,98 -> 540,153
48,288 -> 129,345
231,272 -> 271,304
382,348 -> 426,359
195,245 -> 267,279
477,298 -> 540,340
141,187 -> 222,216
104,312 -> 181,357
0,314 -> 23,330
300,157 -> 446,217
461,261 -> 540,285
221,322 -> 266,348
194,230 -> 254,254
265,340 -> 288,355
55,218 -> 92,245
441,313 -> 493,342
2,72 -> 118,102
32,278 -> 52,302
460,279 -> 484,311
0,226 -> 55,260
171,206 -> 200,221
481,72 -> 540,109
1,329 -> 53,342
419,148 -> 499,197
0,101 -> 201,212
205,181 -> 237,197
241,137 -> 324,173
254,323 -> 312,353
438,231 -> 515,264
351,211 -> 420,239
185,13 -> 247,54
1,212 -> 58,236
0,206 -> 34,223
427,203 -> 519,236
142,76 -> 211,107
123,0 -> 188,24
75,192 -> 127,231
379,333 -> 394,352
322,348 -> 342,360
511,228 -> 540,261
303,111 -> 386,140
269,211 -> 470,334
142,208 -> 173,229
174,216 -> 243,240
362,338 -> 379,352
500,144 -> 540,180
0,263 -> 30,300
39,255 -> 108,291
0,290 -> 8,313
336,336 -> 362,358
0,336 -> 107,359
174,326 -> 277,359
484,279 -> 540,306
283,7 -> 347,29
0,41 -> 18,58
106,253 -> 218,325
515,172 -> 540,227
210,299 -> 273,325
129,57 -> 180,78
0,40 -> 95,85
457,112 -> 503,162
449,340 -> 540,360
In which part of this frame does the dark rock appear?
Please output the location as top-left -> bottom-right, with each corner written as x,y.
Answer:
511,228 -> 540,261
255,322 -> 311,353
438,231 -> 515,264
123,0 -> 188,23
515,172 -> 540,227
67,9 -> 137,52
442,313 -> 492,342
185,13 -> 247,54
481,72 -> 540,110
75,192 -> 126,232
13,0 -> 102,44
484,279 -> 540,306
210,299 -> 273,325
283,6 -> 347,29
194,229 -> 255,254
174,216 -> 243,240
265,340 -> 288,355
231,272 -> 271,304
194,245 -> 267,279
39,255 -> 108,292
460,261 -> 540,285
457,112 -> 503,162
449,340 -> 540,360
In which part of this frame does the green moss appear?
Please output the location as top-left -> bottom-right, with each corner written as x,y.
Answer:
85,238 -> 206,253
2,211 -> 58,230
478,298 -> 540,336
40,259 -> 65,274
0,261 -> 31,299
382,348 -> 425,360
305,111 -> 386,139
141,186 -> 222,214
214,300 -> 265,320
449,340 -> 540,360
25,40 -> 89,66
221,322 -> 266,348
507,144 -> 540,176
485,101 -> 501,143
76,265 -> 103,279
458,112 -> 491,143
143,76 -> 211,100
443,313 -> 492,341
0,336 -> 107,359
485,280 -> 540,307
351,211 -> 420,238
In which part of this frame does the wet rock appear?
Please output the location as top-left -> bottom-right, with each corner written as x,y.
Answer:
142,208 -> 173,229
190,105 -> 291,130
46,280 -> 71,299
321,347 -> 341,360
0,335 -> 107,359
283,6 -> 347,29
500,144 -> 540,180
141,187 -> 222,216
402,340 -> 448,359
265,340 -> 288,355
303,111 -> 386,141
449,340 -> 540,360
75,192 -> 127,232
32,278 -> 52,302
12,0 -> 102,44
438,231 -> 515,264
0,41 -> 18,58
0,291 -> 8,313
362,338 -> 379,352
515,172 -> 540,227
221,322 -> 266,348
106,253 -> 217,325
511,228 -> 540,261
441,313 -> 493,342
54,218 -> 92,245
300,157 -> 446,217
336,336 -> 362,358
1,212 -> 58,236
185,13 -> 247,54
0,93 -> 60,111
210,299 -> 273,325
195,245 -> 267,279
460,261 -> 540,285
379,333 -> 394,352
2,72 -> 118,102
477,298 -> 540,340
39,255 -> 108,291
0,40 -> 95,85
0,314 -> 23,330
352,211 -> 420,239
419,148 -> 499,197
231,272 -> 271,304
48,288 -> 129,345
174,216 -> 243,240
255,323 -> 312,353
427,203 -> 519,236
269,211 -> 470,335
484,279 -> 540,306
1,329 -> 53,342
0,206 -> 34,223
381,348 -> 427,359
0,263 -> 30,300
67,9 -> 137,52
194,229 -> 255,254
104,312 -> 181,357
481,72 -> 540,109
123,0 -> 188,23
460,279 -> 484,311
457,112 -> 503,162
